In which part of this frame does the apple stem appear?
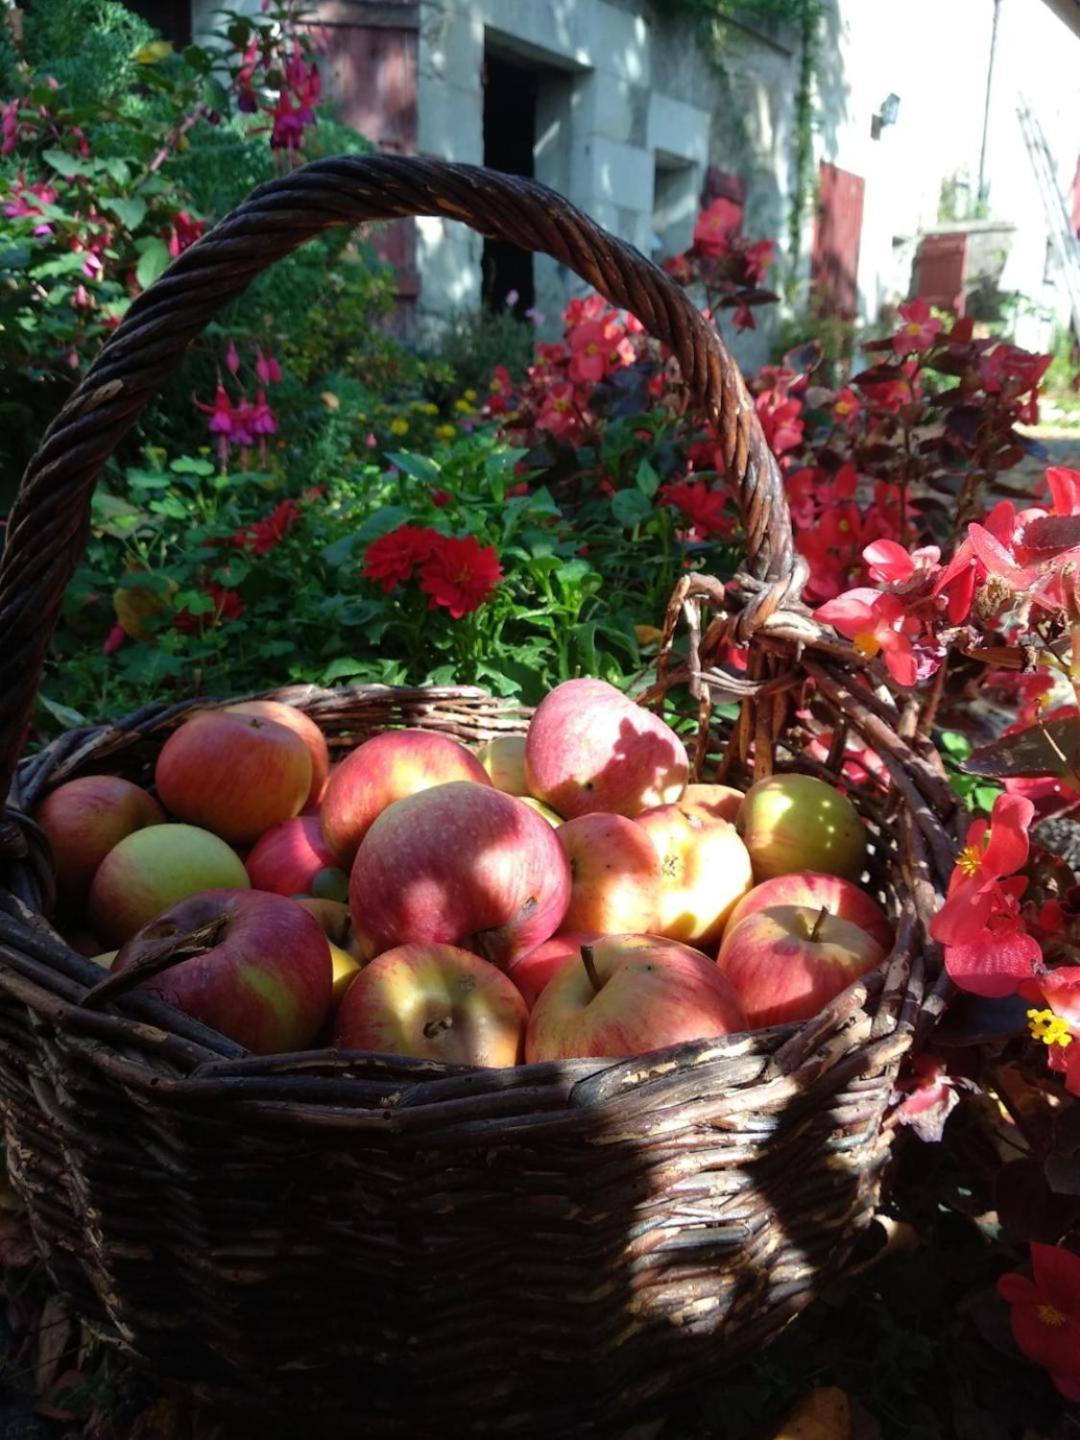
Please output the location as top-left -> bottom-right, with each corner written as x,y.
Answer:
809,905 -> 829,943
580,944 -> 603,996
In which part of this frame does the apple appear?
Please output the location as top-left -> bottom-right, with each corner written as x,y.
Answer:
526,934 -> 747,1061
245,816 -> 347,899
518,796 -> 564,828
225,700 -> 331,808
321,730 -> 491,864
556,813 -> 661,934
676,783 -> 744,826
524,678 -> 689,820
635,805 -> 753,948
294,897 -> 370,961
37,776 -> 165,910
475,735 -> 529,796
506,930 -> 600,1009
61,928 -> 107,958
736,774 -> 866,882
334,943 -> 527,1067
88,823 -> 249,945
90,951 -> 117,969
724,872 -> 893,953
156,710 -> 312,846
350,782 -> 570,969
327,941 -> 362,1002
112,889 -> 331,1053
717,904 -> 886,1029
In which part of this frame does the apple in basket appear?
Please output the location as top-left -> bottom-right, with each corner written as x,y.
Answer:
156,710 -> 312,845
88,823 -> 249,945
506,930 -> 600,1009
36,775 -> 165,912
245,816 -> 348,900
556,813 -> 661,935
635,804 -> 753,948
335,943 -> 528,1066
716,904 -> 886,1030
525,678 -> 689,820
112,889 -> 332,1053
526,935 -> 747,1062
320,729 -> 491,864
475,734 -> 530,797
349,781 -> 571,969
518,796 -> 564,828
294,896 -> 368,1000
675,782 -> 744,826
724,872 -> 893,953
736,774 -> 867,882
225,699 -> 331,808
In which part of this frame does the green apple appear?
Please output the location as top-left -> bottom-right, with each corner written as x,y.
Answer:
736,774 -> 866,882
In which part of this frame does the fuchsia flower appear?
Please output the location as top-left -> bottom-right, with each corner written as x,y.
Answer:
891,298 -> 942,354
166,211 -> 205,258
928,793 -> 1042,998
998,1245 -> 1080,1401
255,346 -> 282,385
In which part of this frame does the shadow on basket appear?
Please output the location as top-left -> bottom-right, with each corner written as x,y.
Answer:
0,156 -> 964,1436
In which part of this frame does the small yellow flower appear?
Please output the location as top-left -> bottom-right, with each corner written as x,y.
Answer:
464,388 -> 478,402
1027,1008 -> 1073,1047
423,402 -> 439,416
453,398 -> 474,414
389,417 -> 409,436
435,424 -> 456,441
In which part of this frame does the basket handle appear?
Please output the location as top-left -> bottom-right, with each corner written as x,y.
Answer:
0,154 -> 796,802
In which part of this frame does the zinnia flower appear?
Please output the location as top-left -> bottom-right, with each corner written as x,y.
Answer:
361,525 -> 439,593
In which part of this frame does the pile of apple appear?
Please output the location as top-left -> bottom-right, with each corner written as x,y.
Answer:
35,679 -> 892,1066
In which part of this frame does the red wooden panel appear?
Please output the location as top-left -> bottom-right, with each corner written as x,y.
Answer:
913,233 -> 967,315
810,162 -> 865,321
311,16 -> 419,319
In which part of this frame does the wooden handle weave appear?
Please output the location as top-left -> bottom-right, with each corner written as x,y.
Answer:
0,154 -> 796,799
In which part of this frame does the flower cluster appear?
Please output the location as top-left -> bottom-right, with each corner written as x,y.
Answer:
362,526 -> 503,618
236,36 -> 321,150
663,196 -> 776,331
193,345 -> 282,467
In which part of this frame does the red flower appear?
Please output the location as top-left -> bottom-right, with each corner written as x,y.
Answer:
568,320 -> 612,385
166,210 -> 205,258
692,197 -> 742,258
755,388 -> 804,456
487,364 -> 513,415
831,387 -> 861,428
419,534 -> 503,618
174,582 -> 244,633
361,525 -> 439,593
815,588 -> 921,686
232,498 -> 301,556
998,1244 -> 1080,1400
102,624 -> 126,656
660,481 -> 732,540
892,1053 -> 973,1143
891,298 -> 942,354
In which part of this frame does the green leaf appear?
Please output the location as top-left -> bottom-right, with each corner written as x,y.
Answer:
611,488 -> 653,528
103,195 -> 147,231
385,451 -> 441,485
37,693 -> 88,729
321,657 -> 372,683
938,729 -> 972,758
135,238 -> 171,289
42,148 -> 90,178
170,455 -> 215,477
182,43 -> 212,72
322,533 -> 359,568
635,457 -> 660,498
104,158 -> 131,187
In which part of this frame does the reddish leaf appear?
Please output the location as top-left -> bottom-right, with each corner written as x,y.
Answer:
1045,1105 -> 1080,1196
851,363 -> 905,385
963,718 -> 1080,781
1020,514 -> 1080,555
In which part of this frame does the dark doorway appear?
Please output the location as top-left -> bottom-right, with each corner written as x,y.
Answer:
482,51 -> 537,314
125,0 -> 191,48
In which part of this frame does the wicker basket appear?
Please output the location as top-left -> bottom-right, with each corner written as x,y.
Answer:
0,157 -> 963,1436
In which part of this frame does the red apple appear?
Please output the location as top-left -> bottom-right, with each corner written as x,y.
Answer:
519,796 -> 564,828
716,904 -> 885,1029
475,735 -> 529,796
156,710 -> 312,845
724,872 -> 893,953
88,823 -> 249,945
506,930 -> 600,1009
526,934 -> 747,1061
556,813 -> 661,934
524,678 -> 689,819
321,730 -> 491,863
37,776 -> 164,910
244,816 -> 347,899
676,783 -> 744,826
736,773 -> 866,882
636,805 -> 753,948
335,942 -> 527,1066
225,700 -> 331,808
350,782 -> 570,969
112,889 -> 331,1053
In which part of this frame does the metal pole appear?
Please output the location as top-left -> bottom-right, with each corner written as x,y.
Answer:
977,0 -> 1004,213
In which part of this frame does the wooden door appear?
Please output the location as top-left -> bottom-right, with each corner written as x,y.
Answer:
913,233 -> 968,314
811,162 -> 865,320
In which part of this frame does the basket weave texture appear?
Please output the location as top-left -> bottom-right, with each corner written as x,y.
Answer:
0,157 -> 963,1435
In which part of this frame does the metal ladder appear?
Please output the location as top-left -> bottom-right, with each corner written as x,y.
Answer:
1017,94 -> 1080,337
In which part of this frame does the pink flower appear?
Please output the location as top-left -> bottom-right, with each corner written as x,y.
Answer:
832,387 -> 861,428
693,197 -> 742,258
814,588 -> 921,686
255,346 -> 282,385
659,481 -> 731,540
891,298 -> 942,354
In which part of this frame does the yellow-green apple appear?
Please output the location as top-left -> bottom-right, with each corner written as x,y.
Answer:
225,699 -> 331,808
524,678 -> 689,819
526,934 -> 747,1061
349,782 -> 570,968
506,930 -> 599,1008
112,889 -> 331,1053
88,823 -> 249,945
90,950 -> 117,969
475,734 -> 529,796
37,776 -> 165,911
676,783 -> 744,826
716,904 -> 886,1029
334,942 -> 527,1066
556,813 -> 661,934
155,710 -> 312,845
294,897 -> 370,998
519,796 -> 564,828
244,816 -> 347,899
321,730 -> 491,864
636,806 -> 753,947
736,774 -> 866,882
724,872 -> 893,953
